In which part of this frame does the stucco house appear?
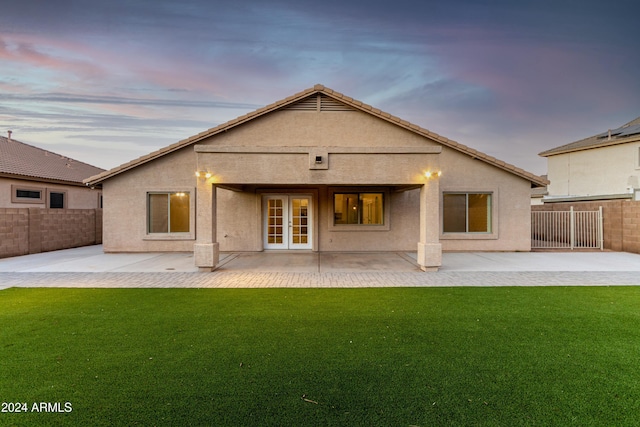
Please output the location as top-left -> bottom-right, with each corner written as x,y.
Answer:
539,117 -> 640,202
85,85 -> 546,271
1,132 -> 104,209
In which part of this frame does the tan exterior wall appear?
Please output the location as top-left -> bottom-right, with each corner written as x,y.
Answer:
102,148 -> 197,252
0,208 -> 102,259
439,147 -> 532,251
202,110 -> 436,149
101,108 -> 534,253
0,177 -> 101,209
546,141 -> 640,197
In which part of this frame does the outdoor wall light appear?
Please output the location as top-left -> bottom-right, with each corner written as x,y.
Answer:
315,155 -> 323,164
195,171 -> 212,179
425,171 -> 442,178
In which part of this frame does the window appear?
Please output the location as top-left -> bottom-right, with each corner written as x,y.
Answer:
12,185 -> 44,204
443,193 -> 492,233
148,192 -> 190,233
49,192 -> 65,209
17,189 -> 42,199
334,193 -> 384,225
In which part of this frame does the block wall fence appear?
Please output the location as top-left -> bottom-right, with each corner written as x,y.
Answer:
532,200 -> 640,254
0,208 -> 102,259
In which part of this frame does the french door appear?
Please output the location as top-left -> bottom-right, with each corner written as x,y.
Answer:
264,195 -> 312,250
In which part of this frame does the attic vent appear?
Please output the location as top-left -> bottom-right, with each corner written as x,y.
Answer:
286,94 -> 355,112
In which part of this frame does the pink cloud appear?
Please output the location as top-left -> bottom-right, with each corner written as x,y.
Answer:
0,35 -> 109,82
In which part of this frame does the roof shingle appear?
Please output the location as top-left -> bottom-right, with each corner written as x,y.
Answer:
539,116 -> 640,157
0,136 -> 105,184
85,85 -> 547,187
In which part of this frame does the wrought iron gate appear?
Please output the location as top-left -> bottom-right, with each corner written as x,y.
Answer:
531,207 -> 603,250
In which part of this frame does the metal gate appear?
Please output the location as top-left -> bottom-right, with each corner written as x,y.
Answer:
531,207 -> 603,250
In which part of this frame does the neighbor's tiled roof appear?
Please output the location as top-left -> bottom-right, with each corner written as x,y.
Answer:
86,84 -> 547,187
539,116 -> 640,157
0,135 -> 105,185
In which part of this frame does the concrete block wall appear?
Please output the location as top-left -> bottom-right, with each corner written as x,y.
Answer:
0,208 -> 30,257
0,208 -> 102,259
622,202 -> 640,254
532,200 -> 640,253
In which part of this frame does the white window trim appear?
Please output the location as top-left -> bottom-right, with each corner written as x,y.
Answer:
144,188 -> 196,241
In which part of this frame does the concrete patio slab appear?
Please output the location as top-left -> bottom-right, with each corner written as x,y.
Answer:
215,252 -> 421,273
0,246 -> 201,273
437,251 -> 640,272
1,245 -> 640,274
3,245 -> 640,289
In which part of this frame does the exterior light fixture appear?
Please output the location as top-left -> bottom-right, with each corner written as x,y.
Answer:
195,171 -> 212,179
425,171 -> 442,179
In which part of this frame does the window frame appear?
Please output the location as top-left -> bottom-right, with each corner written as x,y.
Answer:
144,189 -> 196,241
11,185 -> 45,204
441,190 -> 498,240
48,190 -> 67,209
328,187 -> 390,232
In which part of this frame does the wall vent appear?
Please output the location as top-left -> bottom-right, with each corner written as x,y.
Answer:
286,94 -> 355,112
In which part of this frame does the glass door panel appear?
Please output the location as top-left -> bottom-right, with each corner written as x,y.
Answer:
263,195 -> 312,250
265,197 -> 288,249
290,197 -> 311,249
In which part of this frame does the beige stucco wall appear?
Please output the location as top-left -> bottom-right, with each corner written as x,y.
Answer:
102,147 -> 197,252
100,108 -> 533,253
0,177 -> 101,209
439,147 -> 532,251
203,109 -> 435,148
546,140 -> 640,197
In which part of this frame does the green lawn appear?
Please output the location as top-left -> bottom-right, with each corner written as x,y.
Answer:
1,287 -> 639,426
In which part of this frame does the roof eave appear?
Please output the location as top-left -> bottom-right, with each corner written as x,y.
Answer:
539,133 -> 640,157
84,86 -> 323,186
321,88 -> 548,187
86,84 -> 547,188
1,172 -> 92,187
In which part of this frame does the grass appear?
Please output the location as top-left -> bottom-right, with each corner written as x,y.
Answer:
1,287 -> 639,426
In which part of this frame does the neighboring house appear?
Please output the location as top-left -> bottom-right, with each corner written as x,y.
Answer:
539,117 -> 640,202
85,85 -> 546,271
530,175 -> 548,206
0,133 -> 105,259
0,132 -> 105,209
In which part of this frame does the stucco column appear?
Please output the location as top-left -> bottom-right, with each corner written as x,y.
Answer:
194,183 -> 219,272
417,181 -> 442,271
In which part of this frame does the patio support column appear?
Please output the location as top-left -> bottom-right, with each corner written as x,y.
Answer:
194,183 -> 220,272
417,180 -> 442,271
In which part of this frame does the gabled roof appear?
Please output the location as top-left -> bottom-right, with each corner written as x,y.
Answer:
539,116 -> 640,157
85,84 -> 547,187
0,135 -> 105,185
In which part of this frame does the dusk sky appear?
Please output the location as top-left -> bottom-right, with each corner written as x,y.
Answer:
1,0 -> 638,175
